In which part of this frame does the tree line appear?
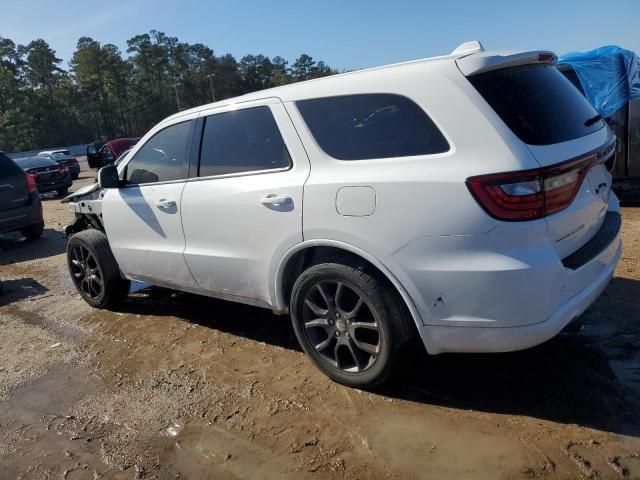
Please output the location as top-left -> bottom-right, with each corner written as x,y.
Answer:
0,30 -> 337,152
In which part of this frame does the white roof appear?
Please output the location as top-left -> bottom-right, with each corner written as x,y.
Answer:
163,41 -> 556,123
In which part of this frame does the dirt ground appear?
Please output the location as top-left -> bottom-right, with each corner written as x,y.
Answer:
1,159 -> 639,480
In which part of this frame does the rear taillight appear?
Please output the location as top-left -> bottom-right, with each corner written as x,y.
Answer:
467,144 -> 613,221
58,166 -> 68,175
26,173 -> 37,192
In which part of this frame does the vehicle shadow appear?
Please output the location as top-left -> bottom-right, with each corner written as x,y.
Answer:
0,229 -> 66,265
117,276 -> 640,437
121,288 -> 301,350
386,275 -> 640,438
0,277 -> 49,305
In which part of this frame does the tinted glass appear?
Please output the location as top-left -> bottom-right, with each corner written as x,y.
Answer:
296,94 -> 449,160
469,64 -> 604,145
126,120 -> 192,184
629,99 -> 640,177
199,106 -> 290,177
0,153 -> 23,177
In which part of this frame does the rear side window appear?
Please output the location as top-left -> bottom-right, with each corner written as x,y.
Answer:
199,106 -> 291,177
126,120 -> 192,185
469,64 -> 604,145
296,94 -> 449,160
0,153 -> 23,177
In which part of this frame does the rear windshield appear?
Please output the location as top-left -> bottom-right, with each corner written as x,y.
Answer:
469,64 -> 604,145
0,153 -> 23,177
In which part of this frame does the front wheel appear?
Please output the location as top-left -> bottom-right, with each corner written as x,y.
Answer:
290,262 -> 413,389
66,229 -> 130,309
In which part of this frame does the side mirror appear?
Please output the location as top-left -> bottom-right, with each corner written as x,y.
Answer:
98,165 -> 120,188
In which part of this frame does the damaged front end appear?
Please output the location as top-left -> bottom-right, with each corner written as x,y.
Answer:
61,182 -> 106,237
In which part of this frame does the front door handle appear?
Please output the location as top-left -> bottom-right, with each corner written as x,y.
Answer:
156,198 -> 177,210
260,194 -> 292,206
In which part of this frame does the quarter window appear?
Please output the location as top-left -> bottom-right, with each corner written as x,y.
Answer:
296,94 -> 449,160
199,106 -> 291,177
126,120 -> 192,185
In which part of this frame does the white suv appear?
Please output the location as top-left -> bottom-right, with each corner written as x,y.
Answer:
65,42 -> 622,388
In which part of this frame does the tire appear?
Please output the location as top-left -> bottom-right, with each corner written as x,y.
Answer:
57,187 -> 69,197
66,229 -> 130,309
20,222 -> 44,240
72,173 -> 79,180
290,261 -> 414,389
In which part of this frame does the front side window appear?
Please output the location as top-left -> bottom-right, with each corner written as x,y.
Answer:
199,106 -> 291,177
126,120 -> 192,185
296,94 -> 450,160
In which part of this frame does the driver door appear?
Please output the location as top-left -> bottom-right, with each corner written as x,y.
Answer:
101,118 -> 198,290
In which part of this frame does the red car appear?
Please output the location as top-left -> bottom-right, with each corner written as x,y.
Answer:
87,138 -> 139,169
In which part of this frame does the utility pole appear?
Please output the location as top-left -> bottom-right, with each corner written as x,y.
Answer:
172,75 -> 182,111
207,73 -> 216,102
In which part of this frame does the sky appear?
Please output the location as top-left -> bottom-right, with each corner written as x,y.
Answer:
1,0 -> 639,71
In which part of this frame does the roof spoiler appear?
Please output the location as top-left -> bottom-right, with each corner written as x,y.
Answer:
456,50 -> 557,76
451,40 -> 485,56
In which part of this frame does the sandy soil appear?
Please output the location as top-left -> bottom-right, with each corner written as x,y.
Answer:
1,159 -> 639,479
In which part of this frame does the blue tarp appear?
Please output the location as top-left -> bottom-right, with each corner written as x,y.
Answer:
559,45 -> 640,118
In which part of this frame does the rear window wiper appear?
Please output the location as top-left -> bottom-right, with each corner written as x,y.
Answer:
584,114 -> 602,127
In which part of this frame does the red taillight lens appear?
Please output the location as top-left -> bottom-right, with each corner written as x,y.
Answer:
467,144 -> 613,221
58,166 -> 68,175
26,173 -> 38,192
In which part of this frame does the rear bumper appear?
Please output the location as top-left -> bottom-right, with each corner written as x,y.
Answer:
386,204 -> 622,354
418,238 -> 620,353
37,174 -> 72,193
0,194 -> 43,234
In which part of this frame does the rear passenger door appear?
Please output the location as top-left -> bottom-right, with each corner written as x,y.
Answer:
180,98 -> 310,306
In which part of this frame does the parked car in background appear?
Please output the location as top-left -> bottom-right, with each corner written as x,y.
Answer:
87,138 -> 139,169
15,156 -> 72,197
66,42 -> 621,388
0,152 -> 44,239
86,141 -> 105,169
37,150 -> 81,179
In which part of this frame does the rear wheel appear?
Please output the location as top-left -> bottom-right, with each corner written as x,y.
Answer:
290,262 -> 413,388
57,187 -> 69,197
67,229 -> 130,309
20,222 -> 44,240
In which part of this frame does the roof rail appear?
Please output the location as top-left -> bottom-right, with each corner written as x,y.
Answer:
451,40 -> 485,56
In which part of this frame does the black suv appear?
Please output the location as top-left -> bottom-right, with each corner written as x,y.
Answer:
0,152 -> 44,239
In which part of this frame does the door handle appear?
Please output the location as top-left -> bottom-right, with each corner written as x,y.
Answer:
156,198 -> 177,210
260,194 -> 292,206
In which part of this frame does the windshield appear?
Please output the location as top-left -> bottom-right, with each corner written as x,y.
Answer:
469,64 -> 604,145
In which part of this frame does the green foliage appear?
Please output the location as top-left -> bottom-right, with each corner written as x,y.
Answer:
0,32 -> 336,152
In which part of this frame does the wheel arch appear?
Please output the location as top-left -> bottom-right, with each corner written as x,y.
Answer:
274,240 -> 424,330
